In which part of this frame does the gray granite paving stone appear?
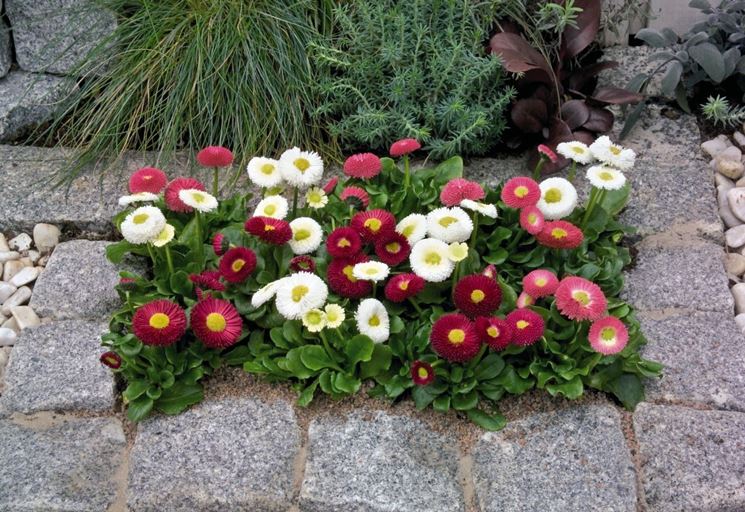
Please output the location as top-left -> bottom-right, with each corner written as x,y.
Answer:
0,417 -> 126,511
30,239 -> 145,320
0,320 -> 113,415
473,404 -> 636,512
622,241 -> 733,313
128,397 -> 300,511
299,411 -> 463,512
634,403 -> 745,512
639,311 -> 745,411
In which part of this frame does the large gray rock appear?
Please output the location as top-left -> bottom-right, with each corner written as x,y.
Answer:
634,403 -> 745,512
473,404 -> 636,512
128,397 -> 300,511
598,45 -> 668,97
0,320 -> 114,415
0,71 -> 75,142
299,411 -> 464,512
6,0 -> 116,75
30,240 -> 145,320
622,240 -> 732,313
0,417 -> 126,511
0,15 -> 11,78
639,311 -> 745,411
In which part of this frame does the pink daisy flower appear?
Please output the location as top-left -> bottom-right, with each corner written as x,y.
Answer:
482,264 -> 498,280
516,292 -> 534,309
129,167 -> 167,194
522,269 -> 559,298
323,177 -> 339,195
505,309 -> 544,346
410,360 -> 435,386
537,144 -> 558,163
588,316 -> 629,355
440,178 -> 485,207
351,209 -> 396,242
340,186 -> 370,209
555,276 -> 607,321
475,316 -> 512,350
519,206 -> 545,235
343,153 -> 382,179
164,177 -> 206,213
196,146 -> 233,167
389,138 -> 421,157
190,297 -> 243,348
430,313 -> 481,362
501,177 -> 541,208
535,220 -> 584,249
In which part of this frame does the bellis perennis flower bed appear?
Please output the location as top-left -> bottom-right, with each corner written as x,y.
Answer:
101,138 -> 661,429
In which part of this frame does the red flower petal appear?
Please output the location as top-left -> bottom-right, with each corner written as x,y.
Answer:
132,299 -> 187,346
196,146 -> 234,167
164,177 -> 206,213
129,167 -> 167,194
190,297 -> 243,348
453,274 -> 502,318
390,138 -> 421,157
343,153 -> 382,179
430,313 -> 481,362
218,247 -> 257,283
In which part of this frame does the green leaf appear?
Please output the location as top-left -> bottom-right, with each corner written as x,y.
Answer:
473,354 -> 505,381
689,42 -> 726,82
412,385 -> 441,410
619,101 -> 646,140
467,409 -> 506,431
635,28 -> 669,47
359,344 -> 392,379
299,345 -> 337,371
156,382 -> 204,415
106,240 -> 138,264
127,396 -> 154,422
123,380 -> 149,402
284,348 -> 316,379
344,335 -> 374,366
332,373 -> 361,394
169,270 -> 194,296
433,395 -> 451,412
546,376 -> 584,399
607,373 -> 644,410
297,379 -> 319,407
661,61 -> 683,97
600,183 -> 631,216
452,390 -> 478,410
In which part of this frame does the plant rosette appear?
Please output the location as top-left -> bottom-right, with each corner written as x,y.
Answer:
102,140 -> 661,429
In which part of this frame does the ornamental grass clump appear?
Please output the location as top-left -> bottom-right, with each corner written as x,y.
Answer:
102,137 -> 661,429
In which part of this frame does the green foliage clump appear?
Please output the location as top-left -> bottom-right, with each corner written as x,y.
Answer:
313,0 -> 516,160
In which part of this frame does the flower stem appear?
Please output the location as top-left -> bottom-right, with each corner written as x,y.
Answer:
164,244 -> 175,275
320,331 -> 344,369
567,161 -> 577,183
467,344 -> 488,369
212,167 -> 219,197
194,211 -> 204,264
582,188 -> 606,228
403,155 -> 411,189
292,187 -> 299,218
146,243 -> 157,267
409,297 -> 424,315
532,156 -> 547,180
469,212 -> 479,249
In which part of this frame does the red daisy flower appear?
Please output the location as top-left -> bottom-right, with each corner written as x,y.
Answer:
440,178 -> 485,207
519,206 -> 545,235
326,227 -> 363,258
219,247 -> 257,283
555,276 -> 607,321
516,292 -> 534,308
374,232 -> 411,266
129,167 -> 167,194
340,186 -> 370,209
538,144 -> 558,163
190,297 -> 243,348
244,216 -> 293,245
132,299 -> 187,346
453,274 -> 502,318
323,176 -> 339,195
343,153 -> 382,179
196,146 -> 234,167
588,316 -> 629,355
501,177 -> 541,209
411,360 -> 435,386
384,273 -> 425,302
522,269 -> 559,298
189,271 -> 225,292
536,220 -> 584,249
212,232 -> 229,256
482,265 -> 498,280
505,309 -> 544,346
475,316 -> 512,350
327,254 -> 372,298
351,209 -> 396,242
100,351 -> 122,369
118,277 -> 137,292
290,255 -> 316,273
390,138 -> 421,157
430,313 -> 481,362
164,177 -> 206,213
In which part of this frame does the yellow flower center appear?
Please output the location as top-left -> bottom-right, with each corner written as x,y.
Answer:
516,320 -> 529,330
399,280 -> 409,291
535,277 -> 547,287
149,312 -> 170,329
514,185 -> 529,198
338,238 -> 351,248
544,188 -> 562,203
600,327 -> 616,342
205,313 -> 226,332
551,228 -> 568,239
327,311 -> 339,323
385,242 -> 401,254
368,314 -> 380,327
291,285 -> 309,302
364,218 -> 382,232
263,204 -> 277,215
365,267 -> 379,276
572,290 -> 590,306
294,228 -> 311,241
261,163 -> 275,175
425,251 -> 441,265
305,310 -> 323,325
231,259 -> 245,272
487,326 -> 499,338
528,213 -> 537,224
402,224 -> 415,238
438,216 -> 458,228
448,329 -> 465,344
343,265 -> 357,282
309,191 -> 322,203
417,367 -> 429,379
294,158 -> 311,172
609,146 -> 622,156
264,224 -> 276,231
599,171 -> 614,181
133,213 -> 149,224
192,192 -> 206,204
572,146 -> 585,154
470,289 -> 485,303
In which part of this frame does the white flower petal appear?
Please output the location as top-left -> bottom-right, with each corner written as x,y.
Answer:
556,141 -> 594,165
288,217 -> 323,255
586,165 -> 627,190
396,213 -> 427,244
352,261 -> 390,282
426,207 -> 473,243
274,272 -> 328,320
178,189 -> 218,213
247,157 -> 284,188
254,195 -> 289,219
355,298 -> 390,343
120,206 -> 166,244
279,147 -> 324,188
410,238 -> 455,282
536,177 -> 577,220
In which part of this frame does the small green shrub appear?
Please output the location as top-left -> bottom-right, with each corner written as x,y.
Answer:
313,0 -> 516,160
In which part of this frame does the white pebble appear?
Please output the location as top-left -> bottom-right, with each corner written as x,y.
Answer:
733,283 -> 745,314
727,188 -> 745,223
726,225 -> 745,249
0,286 -> 32,315
702,137 -> 731,158
9,267 -> 39,287
8,233 -> 32,252
0,251 -> 20,263
0,282 -> 15,303
33,224 -> 61,254
0,234 -> 8,252
1,316 -> 18,332
733,131 -> 745,150
735,314 -> 745,333
0,327 -> 16,346
10,306 -> 40,330
3,260 -> 24,282
715,172 -> 735,190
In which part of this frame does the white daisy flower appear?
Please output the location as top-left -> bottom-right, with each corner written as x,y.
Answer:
247,157 -> 284,188
536,177 -> 578,220
251,278 -> 286,308
355,298 -> 390,344
352,261 -> 390,282
447,242 -> 469,262
279,147 -> 324,188
120,205 -> 166,244
410,238 -> 455,282
324,304 -> 345,328
556,141 -> 594,165
589,136 -> 636,169
460,199 -> 498,219
306,187 -> 328,209
288,217 -> 323,255
254,195 -> 289,219
302,308 -> 327,333
586,165 -> 627,191
396,213 -> 427,244
118,192 -> 159,206
178,189 -> 218,213
151,224 -> 175,247
275,272 -> 328,320
426,207 -> 473,243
